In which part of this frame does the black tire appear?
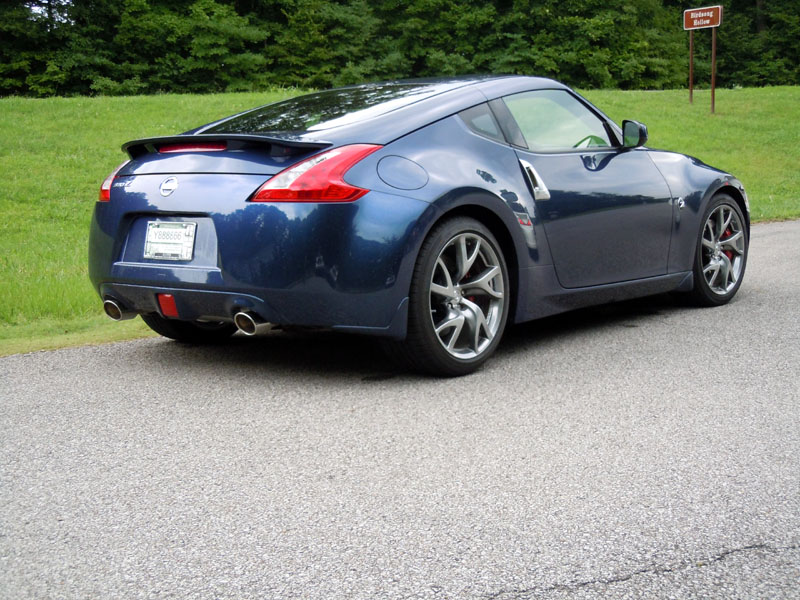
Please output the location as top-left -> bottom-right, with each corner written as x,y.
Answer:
689,193 -> 749,307
386,216 -> 510,376
141,313 -> 237,344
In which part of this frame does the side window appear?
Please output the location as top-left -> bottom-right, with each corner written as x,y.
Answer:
503,90 -> 612,151
458,103 -> 506,144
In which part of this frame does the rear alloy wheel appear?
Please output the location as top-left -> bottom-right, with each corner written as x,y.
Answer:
141,313 -> 237,344
691,193 -> 748,306
393,217 -> 510,376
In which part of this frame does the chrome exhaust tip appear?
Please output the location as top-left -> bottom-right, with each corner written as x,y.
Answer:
103,299 -> 136,321
233,311 -> 273,336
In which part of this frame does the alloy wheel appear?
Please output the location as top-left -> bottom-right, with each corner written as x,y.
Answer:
428,232 -> 505,359
701,203 -> 746,295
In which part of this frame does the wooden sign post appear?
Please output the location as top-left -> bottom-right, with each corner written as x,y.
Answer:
683,5 -> 723,113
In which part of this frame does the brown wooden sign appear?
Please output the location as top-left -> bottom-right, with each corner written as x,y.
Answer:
684,5 -> 723,113
684,5 -> 723,30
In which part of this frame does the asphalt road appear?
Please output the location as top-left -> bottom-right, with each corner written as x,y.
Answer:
2,220 -> 799,599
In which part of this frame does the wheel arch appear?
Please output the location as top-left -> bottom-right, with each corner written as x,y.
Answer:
712,181 -> 750,232
420,190 -> 528,325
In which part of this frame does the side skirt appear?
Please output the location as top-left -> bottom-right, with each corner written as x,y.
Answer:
515,267 -> 693,323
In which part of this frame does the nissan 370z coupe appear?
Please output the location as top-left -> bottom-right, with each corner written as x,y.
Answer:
89,76 -> 749,376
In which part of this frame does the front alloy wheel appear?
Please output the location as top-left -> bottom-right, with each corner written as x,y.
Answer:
390,217 -> 510,376
691,193 -> 748,306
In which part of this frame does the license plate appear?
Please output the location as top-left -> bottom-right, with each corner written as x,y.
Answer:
144,221 -> 196,261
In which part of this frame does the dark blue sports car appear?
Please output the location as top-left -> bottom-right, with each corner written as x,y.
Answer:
89,76 -> 749,375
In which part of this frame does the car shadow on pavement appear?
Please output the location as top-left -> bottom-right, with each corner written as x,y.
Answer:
497,292 -> 690,356
176,328 -> 399,379
134,292 -> 694,379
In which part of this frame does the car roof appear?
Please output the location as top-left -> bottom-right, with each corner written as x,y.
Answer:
195,76 -> 569,147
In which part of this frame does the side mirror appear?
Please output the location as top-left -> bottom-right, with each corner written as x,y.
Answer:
622,120 -> 648,148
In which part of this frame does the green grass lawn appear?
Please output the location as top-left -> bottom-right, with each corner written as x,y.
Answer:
1,86 -> 797,356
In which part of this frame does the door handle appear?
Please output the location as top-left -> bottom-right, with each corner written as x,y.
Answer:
519,159 -> 551,201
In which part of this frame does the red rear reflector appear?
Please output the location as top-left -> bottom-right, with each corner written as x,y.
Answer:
158,142 -> 227,153
157,294 -> 179,318
98,160 -> 129,202
252,144 -> 381,203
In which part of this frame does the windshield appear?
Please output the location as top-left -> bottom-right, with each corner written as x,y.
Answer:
204,81 -> 465,134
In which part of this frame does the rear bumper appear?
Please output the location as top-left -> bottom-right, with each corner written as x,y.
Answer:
100,282 -> 410,339
89,183 -> 434,340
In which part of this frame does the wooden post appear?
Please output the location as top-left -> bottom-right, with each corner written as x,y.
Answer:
711,26 -> 717,114
684,6 -> 723,113
689,30 -> 694,104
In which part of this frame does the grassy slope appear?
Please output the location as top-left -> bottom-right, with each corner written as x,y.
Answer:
0,87 -> 797,356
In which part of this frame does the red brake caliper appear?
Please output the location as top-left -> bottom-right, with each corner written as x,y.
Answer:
722,228 -> 734,261
465,271 -> 476,302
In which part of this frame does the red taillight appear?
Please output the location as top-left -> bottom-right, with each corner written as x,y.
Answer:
158,142 -> 227,153
99,161 -> 129,202
251,144 -> 382,203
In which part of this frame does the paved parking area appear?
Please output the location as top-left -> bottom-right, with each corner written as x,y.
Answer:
1,220 -> 799,598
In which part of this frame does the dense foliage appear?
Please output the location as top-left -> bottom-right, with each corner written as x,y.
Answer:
1,0 -> 798,96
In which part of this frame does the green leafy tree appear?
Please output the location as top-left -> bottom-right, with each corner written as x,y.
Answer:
0,3 -> 52,95
24,0 -> 123,96
0,0 -> 797,96
264,0 -> 390,88
371,0 -> 497,76
718,0 -> 800,86
110,0 -> 267,94
488,0 -> 684,89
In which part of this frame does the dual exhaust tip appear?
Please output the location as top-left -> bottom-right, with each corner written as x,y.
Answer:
103,299 -> 136,321
233,311 -> 273,336
104,299 -> 272,336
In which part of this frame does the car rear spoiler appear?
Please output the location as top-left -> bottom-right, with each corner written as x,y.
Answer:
122,134 -> 331,159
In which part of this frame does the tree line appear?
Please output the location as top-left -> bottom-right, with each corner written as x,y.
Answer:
1,0 -> 797,97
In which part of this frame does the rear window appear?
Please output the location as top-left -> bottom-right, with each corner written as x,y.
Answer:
204,82 -> 464,135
